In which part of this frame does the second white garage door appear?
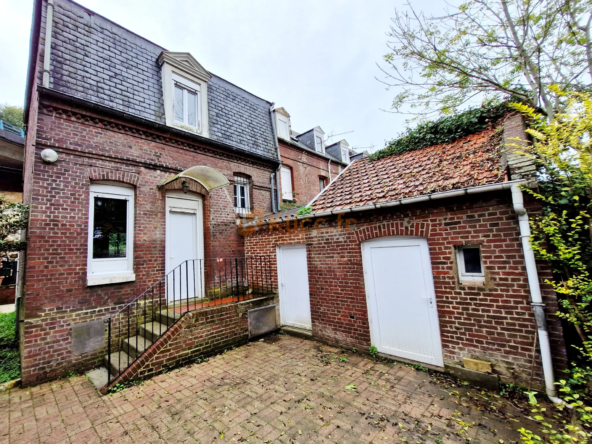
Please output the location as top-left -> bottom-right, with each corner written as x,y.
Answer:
362,237 -> 444,367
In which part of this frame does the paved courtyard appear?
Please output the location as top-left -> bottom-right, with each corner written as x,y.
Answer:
2,334 -> 547,443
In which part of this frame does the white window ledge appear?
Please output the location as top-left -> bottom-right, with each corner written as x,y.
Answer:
87,273 -> 136,287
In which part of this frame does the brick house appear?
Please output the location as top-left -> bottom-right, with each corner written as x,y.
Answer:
243,114 -> 567,395
0,120 -> 25,304
20,0 -> 284,386
272,107 -> 350,207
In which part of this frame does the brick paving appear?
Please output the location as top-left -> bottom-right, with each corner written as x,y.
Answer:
2,334 -> 543,443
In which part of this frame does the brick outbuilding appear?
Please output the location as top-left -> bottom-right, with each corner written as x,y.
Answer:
243,114 -> 567,391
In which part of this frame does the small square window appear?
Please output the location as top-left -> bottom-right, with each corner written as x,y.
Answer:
319,177 -> 326,192
456,245 -> 484,282
234,176 -> 250,214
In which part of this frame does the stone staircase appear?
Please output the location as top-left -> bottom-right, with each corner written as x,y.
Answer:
104,308 -> 181,378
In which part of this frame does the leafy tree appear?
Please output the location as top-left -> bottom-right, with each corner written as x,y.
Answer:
0,104 -> 24,129
381,0 -> 592,119
0,196 -> 28,257
511,91 -> 592,442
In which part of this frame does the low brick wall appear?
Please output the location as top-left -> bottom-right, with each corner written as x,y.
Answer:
104,295 -> 278,390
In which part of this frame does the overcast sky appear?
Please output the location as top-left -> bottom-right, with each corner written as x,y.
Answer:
0,0 -> 443,152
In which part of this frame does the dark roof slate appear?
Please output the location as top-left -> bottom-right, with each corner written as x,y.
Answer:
41,0 -> 278,160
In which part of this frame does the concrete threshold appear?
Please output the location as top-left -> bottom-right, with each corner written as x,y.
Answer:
281,326 -> 313,339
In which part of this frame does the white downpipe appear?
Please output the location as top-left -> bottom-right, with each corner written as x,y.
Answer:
511,184 -> 562,403
42,0 -> 55,88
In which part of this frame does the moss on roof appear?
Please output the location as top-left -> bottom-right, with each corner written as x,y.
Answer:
370,103 -> 509,161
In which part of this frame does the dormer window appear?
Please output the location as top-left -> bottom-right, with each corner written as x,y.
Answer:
341,147 -> 350,164
159,52 -> 211,137
315,135 -> 323,152
275,108 -> 292,141
173,74 -> 200,130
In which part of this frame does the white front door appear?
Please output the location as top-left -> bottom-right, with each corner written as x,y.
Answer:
165,192 -> 204,303
277,245 -> 312,330
362,237 -> 444,367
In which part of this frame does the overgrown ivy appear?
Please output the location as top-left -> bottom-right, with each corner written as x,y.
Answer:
369,103 -> 510,161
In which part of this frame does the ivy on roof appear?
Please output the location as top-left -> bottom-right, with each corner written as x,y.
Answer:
370,103 -> 509,161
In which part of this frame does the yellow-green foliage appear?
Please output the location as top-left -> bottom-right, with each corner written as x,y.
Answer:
511,91 -> 592,442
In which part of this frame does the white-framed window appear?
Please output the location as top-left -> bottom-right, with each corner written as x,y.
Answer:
173,73 -> 200,130
87,183 -> 135,286
315,135 -> 324,153
319,176 -> 326,192
234,175 -> 250,214
281,166 -> 293,200
456,245 -> 484,282
342,148 -> 350,164
277,115 -> 290,140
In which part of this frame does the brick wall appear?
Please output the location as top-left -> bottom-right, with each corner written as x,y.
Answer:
20,95 -> 277,384
105,295 -> 277,390
243,191 -> 567,387
278,141 -> 341,206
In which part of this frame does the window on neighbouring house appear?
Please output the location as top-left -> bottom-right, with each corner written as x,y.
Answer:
281,166 -> 293,200
456,245 -> 484,282
319,177 -> 326,192
87,183 -> 135,286
173,79 -> 200,129
315,135 -> 323,153
234,175 -> 250,214
277,115 -> 290,140
342,148 -> 350,164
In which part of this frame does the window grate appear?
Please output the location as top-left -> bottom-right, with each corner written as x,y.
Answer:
234,175 -> 251,215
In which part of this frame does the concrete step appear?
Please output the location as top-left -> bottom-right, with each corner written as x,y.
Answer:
155,309 -> 180,327
139,321 -> 169,342
104,351 -> 131,377
122,335 -> 154,359
281,326 -> 313,339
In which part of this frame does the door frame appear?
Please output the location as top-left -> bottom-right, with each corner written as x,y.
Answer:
165,191 -> 204,275
276,244 -> 312,330
361,236 -> 444,367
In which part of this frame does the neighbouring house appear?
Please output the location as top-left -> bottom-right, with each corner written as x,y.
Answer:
20,0 -> 283,387
272,107 -> 350,207
243,113 -> 567,394
0,119 -> 25,304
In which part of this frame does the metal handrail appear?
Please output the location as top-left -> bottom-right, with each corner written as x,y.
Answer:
105,255 -> 275,385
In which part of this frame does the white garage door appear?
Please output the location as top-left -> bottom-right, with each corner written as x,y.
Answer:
362,237 -> 443,367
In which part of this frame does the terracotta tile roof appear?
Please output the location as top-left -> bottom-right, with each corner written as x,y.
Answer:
311,127 -> 505,213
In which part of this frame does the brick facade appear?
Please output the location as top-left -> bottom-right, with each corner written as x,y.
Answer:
243,191 -> 567,387
20,95 -> 277,384
278,140 -> 341,207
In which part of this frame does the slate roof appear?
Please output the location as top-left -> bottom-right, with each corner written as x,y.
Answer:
39,0 -> 278,160
283,136 -> 345,164
311,127 -> 506,213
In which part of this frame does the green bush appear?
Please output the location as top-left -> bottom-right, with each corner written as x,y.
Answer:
0,311 -> 16,346
0,348 -> 19,383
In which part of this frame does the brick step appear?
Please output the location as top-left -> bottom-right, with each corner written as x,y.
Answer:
139,321 -> 168,342
122,335 -> 154,359
105,351 -> 131,377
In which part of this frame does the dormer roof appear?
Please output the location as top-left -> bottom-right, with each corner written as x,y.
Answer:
157,52 -> 212,83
